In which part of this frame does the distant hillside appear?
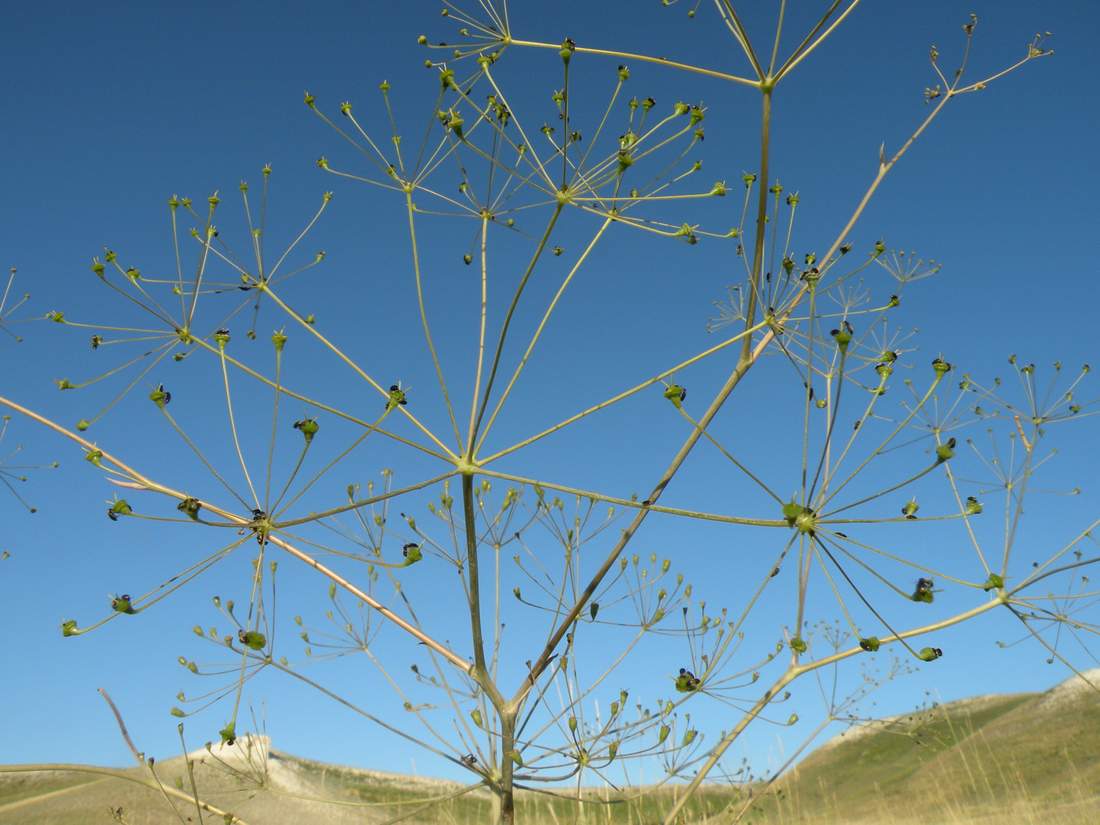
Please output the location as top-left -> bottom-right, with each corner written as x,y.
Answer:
747,667 -> 1100,825
2,670 -> 1098,825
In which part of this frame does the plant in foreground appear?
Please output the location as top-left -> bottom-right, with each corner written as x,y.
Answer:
2,5 -> 1097,825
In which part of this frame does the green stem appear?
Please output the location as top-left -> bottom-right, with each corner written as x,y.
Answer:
474,217 -> 612,457
406,189 -> 464,450
506,38 -> 759,88
469,204 -> 563,448
476,467 -> 784,527
741,87 -> 772,362
466,216 -> 491,454
462,473 -> 490,675
258,282 -> 457,460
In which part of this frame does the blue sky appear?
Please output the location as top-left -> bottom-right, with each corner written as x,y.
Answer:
2,0 -> 1099,789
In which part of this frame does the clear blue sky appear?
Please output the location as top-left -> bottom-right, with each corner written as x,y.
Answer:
2,0 -> 1099,787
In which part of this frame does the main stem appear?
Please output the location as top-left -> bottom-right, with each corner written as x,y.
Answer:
462,472 -> 489,675
497,708 -> 518,824
740,86 -> 773,362
462,471 -> 516,825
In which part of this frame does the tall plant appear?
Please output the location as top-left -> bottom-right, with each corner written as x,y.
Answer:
3,4 -> 1095,825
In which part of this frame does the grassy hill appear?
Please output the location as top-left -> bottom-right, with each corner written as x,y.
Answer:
2,670 -> 1098,825
743,668 -> 1100,825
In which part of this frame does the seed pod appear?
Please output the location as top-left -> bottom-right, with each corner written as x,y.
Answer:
402,543 -> 423,565
936,437 -> 956,463
782,500 -> 806,527
238,630 -> 266,651
663,383 -> 687,407
675,667 -> 701,692
177,497 -> 201,521
830,321 -> 853,351
917,647 -> 943,662
293,417 -> 320,443
219,721 -> 237,745
111,594 -> 135,614
912,578 -> 935,603
387,384 -> 408,409
107,499 -> 132,521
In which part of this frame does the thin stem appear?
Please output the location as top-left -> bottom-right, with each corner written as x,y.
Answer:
189,336 -> 451,463
768,0 -> 789,77
474,217 -> 612,457
469,205 -> 564,447
674,406 -> 783,504
818,374 -> 944,511
258,282 -> 457,460
263,345 -> 283,511
480,318 -> 770,465
714,0 -> 765,80
740,88 -> 772,362
506,38 -> 759,88
218,344 -> 260,509
466,216 -> 491,455
0,395 -> 471,673
773,0 -> 863,83
274,470 -> 457,529
406,190 -> 464,450
477,467 -> 785,528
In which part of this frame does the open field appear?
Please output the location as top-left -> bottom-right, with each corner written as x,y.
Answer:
2,670 -> 1098,824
